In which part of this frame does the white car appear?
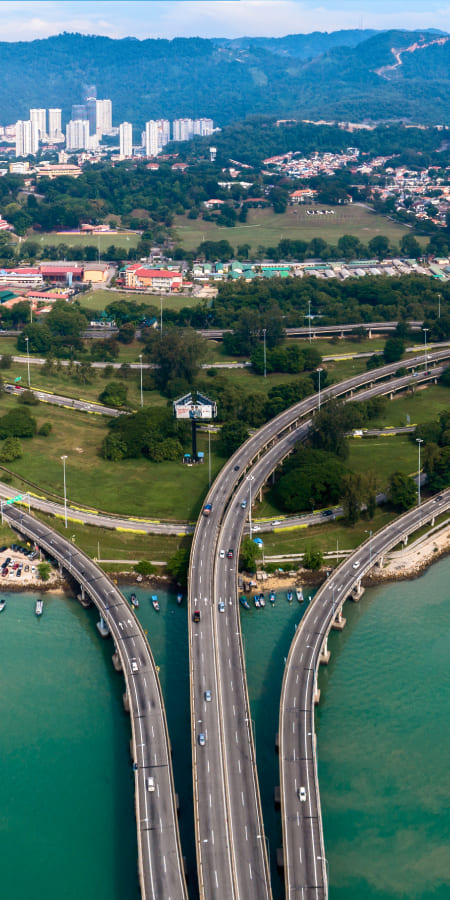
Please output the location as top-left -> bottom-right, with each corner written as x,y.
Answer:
352,561 -> 360,569
298,786 -> 306,802
130,658 -> 138,673
218,601 -> 225,613
252,525 -> 260,532
204,690 -> 212,702
146,776 -> 155,792
219,550 -> 225,558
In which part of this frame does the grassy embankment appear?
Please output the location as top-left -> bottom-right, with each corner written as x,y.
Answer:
173,204 -> 420,254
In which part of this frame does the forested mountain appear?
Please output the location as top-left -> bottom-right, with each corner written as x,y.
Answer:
0,29 -> 448,129
211,29 -> 378,59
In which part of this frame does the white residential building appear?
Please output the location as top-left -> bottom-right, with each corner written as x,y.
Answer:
96,99 -> 112,136
48,108 -> 63,140
30,108 -> 46,140
15,119 -> 39,157
119,122 -> 133,158
145,119 -> 170,157
172,118 -> 194,142
193,118 -> 214,136
66,119 -> 90,151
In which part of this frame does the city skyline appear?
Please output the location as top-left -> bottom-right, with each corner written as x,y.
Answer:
0,0 -> 449,42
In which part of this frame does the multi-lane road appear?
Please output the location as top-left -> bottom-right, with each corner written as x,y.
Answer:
189,350 -> 450,900
279,488 -> 450,899
2,504 -> 188,900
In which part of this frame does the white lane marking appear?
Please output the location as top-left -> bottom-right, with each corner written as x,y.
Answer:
241,791 -> 245,807
211,829 -> 215,845
209,793 -> 212,808
215,870 -> 218,888
249,863 -> 253,881
207,759 -> 210,774
245,825 -> 248,841
238,759 -> 241,774
235,730 -> 239,743
163,856 -> 167,873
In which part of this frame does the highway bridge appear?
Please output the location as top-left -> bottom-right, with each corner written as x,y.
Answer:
188,348 -> 450,898
279,488 -> 450,899
2,504 -> 188,900
197,320 -> 424,341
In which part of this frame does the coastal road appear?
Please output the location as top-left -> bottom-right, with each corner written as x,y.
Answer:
189,354 -> 449,900
2,504 -> 188,900
279,488 -> 450,899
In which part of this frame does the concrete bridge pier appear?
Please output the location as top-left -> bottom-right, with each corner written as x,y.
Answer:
403,534 -> 409,546
123,692 -> 130,713
332,606 -> 346,630
258,486 -> 263,502
77,584 -> 92,608
112,646 -> 122,672
351,579 -> 365,602
313,669 -> 321,705
378,555 -> 384,568
319,634 -> 330,665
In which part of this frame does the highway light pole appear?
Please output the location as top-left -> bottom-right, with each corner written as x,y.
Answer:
139,353 -> 143,407
247,474 -> 254,540
25,335 -> 30,387
160,295 -> 163,340
416,438 -> 423,507
61,455 -> 68,528
263,328 -> 267,378
308,299 -> 312,343
423,327 -> 429,373
438,292 -> 441,319
317,367 -> 323,410
208,427 -> 211,487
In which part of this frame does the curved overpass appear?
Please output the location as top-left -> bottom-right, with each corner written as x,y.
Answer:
3,504 -> 188,900
189,349 -> 450,898
198,321 -> 424,341
279,488 -> 450,899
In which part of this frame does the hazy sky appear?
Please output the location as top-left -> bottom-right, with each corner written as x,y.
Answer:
0,1 -> 449,42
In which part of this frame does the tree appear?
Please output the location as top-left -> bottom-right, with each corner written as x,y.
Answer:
134,560 -> 156,576
166,547 -> 190,586
400,234 -> 422,259
388,471 -> 417,511
18,389 -> 39,406
310,399 -> 349,460
275,448 -> 346,513
148,328 -> 207,393
302,548 -> 323,570
383,337 -> 405,364
218,420 -> 249,456
368,235 -> 390,259
37,561 -> 51,581
98,381 -> 128,408
341,473 -> 363,524
239,538 -> 258,572
0,436 -> 22,462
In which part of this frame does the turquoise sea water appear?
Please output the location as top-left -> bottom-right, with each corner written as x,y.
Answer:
0,561 -> 448,900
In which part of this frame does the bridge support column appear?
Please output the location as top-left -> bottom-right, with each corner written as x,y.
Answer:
431,515 -> 435,527
390,392 -> 394,399
332,606 -> 346,630
319,634 -> 330,665
272,470 -> 276,485
378,555 -> 384,568
112,647 -> 122,672
351,579 -> 365,602
258,486 -> 263,502
368,328 -> 372,339
403,534 -> 408,546
123,692 -> 130,713
313,670 -> 321,705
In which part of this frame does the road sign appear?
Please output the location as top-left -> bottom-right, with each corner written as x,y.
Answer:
14,376 -> 21,383
6,494 -> 23,505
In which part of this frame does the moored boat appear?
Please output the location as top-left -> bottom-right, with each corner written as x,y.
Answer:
269,591 -> 276,604
130,592 -> 139,608
287,590 -> 293,603
0,599 -> 6,613
254,595 -> 260,608
296,587 -> 304,602
35,599 -> 44,617
151,595 -> 160,612
259,593 -> 265,607
240,595 -> 250,610
176,593 -> 183,605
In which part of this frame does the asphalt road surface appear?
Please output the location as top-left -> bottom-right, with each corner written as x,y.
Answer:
3,504 -> 188,900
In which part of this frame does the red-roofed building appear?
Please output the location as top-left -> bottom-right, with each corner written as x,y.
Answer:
125,266 -> 183,291
40,265 -> 84,284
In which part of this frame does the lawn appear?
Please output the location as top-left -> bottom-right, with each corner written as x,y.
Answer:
80,289 -> 200,313
365,384 -> 450,429
0,396 -> 225,520
260,507 -> 398,558
346,435 -> 419,486
173,204 -> 415,254
30,231 -> 140,250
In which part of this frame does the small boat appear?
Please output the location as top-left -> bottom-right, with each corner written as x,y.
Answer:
35,599 -> 44,617
240,596 -> 250,610
0,600 -> 6,613
269,591 -> 276,604
151,595 -> 160,612
259,594 -> 265,608
287,590 -> 293,603
254,595 -> 260,608
130,592 -> 139,609
176,594 -> 183,606
296,588 -> 304,603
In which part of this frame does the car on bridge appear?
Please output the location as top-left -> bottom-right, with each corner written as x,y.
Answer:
198,733 -> 206,746
298,787 -> 306,802
218,601 -> 225,613
227,549 -> 233,559
204,690 -> 212,702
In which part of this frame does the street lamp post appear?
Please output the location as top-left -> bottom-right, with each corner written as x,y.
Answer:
416,438 -> 423,507
438,292 -> 441,319
61,455 -> 68,529
423,327 -> 429,374
25,335 -> 30,387
317,367 -> 323,410
247,475 -> 254,540
263,328 -> 267,378
160,295 -> 163,340
139,354 -> 143,408
208,428 -> 212,488
308,299 -> 312,344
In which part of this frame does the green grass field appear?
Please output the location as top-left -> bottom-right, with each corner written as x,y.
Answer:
260,508 -> 398,558
80,289 -> 199,313
31,231 -> 140,250
174,204 -> 414,254
347,435 -> 418,485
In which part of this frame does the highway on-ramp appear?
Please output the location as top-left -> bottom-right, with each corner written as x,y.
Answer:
279,489 -> 450,899
2,504 -> 188,900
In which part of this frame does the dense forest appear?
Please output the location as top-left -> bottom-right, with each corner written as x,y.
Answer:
0,30 -> 449,128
